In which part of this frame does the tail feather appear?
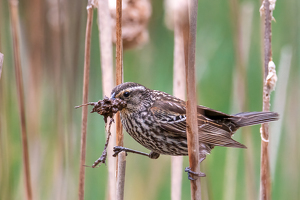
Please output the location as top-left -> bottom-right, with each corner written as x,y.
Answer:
231,111 -> 279,127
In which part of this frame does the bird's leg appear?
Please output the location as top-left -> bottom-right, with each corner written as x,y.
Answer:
113,146 -> 160,159
185,155 -> 207,180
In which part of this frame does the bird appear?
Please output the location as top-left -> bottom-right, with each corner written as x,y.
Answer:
110,82 -> 279,179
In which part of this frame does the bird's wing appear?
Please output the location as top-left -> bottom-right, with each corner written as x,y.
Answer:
150,99 -> 246,148
149,100 -> 187,135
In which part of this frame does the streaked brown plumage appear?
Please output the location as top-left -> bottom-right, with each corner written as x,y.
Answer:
110,82 -> 279,177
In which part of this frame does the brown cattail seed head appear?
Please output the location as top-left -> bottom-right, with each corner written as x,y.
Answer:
164,0 -> 189,30
109,0 -> 152,49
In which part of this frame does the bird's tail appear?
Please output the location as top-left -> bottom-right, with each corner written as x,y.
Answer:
231,111 -> 279,128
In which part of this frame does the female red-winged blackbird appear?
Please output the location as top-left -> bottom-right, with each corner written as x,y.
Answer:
110,82 -> 278,179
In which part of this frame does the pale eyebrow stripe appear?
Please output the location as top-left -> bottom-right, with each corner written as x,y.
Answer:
128,86 -> 146,91
115,85 -> 146,98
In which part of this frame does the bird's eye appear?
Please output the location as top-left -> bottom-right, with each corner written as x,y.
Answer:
123,91 -> 130,97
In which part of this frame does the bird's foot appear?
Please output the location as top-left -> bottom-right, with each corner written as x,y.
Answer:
148,151 -> 160,159
113,146 -> 154,158
112,146 -> 128,157
185,167 -> 206,180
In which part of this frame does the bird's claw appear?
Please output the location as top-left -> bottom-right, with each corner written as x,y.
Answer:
185,167 -> 206,180
113,146 -> 128,157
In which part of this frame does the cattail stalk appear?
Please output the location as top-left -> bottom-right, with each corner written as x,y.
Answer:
260,0 -> 276,199
171,11 -> 186,200
78,2 -> 93,200
185,0 -> 201,199
115,0 -> 124,147
8,0 -> 33,199
98,0 -> 116,199
115,1 -> 126,200
0,53 -> 3,79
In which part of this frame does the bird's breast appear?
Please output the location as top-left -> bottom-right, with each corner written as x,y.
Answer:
119,110 -> 189,155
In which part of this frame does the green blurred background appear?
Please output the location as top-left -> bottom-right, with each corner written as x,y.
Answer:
0,0 -> 299,199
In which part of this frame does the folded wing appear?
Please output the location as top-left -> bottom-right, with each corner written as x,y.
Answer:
150,99 -> 246,149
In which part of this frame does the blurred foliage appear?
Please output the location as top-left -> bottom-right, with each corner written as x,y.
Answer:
0,0 -> 299,199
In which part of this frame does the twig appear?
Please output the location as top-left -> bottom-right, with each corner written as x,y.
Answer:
78,2 -> 93,200
115,0 -> 125,199
8,0 -> 33,199
260,0 -> 276,199
0,53 -> 3,79
97,0 -> 116,198
185,0 -> 201,199
92,118 -> 114,167
75,98 -> 127,168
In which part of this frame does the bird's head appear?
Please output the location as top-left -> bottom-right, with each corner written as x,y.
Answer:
110,82 -> 150,112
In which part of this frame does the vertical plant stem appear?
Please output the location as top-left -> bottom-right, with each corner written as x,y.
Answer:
260,0 -> 273,199
98,0 -> 116,198
0,53 -> 3,79
116,151 -> 126,200
185,0 -> 201,199
8,1 -> 33,199
25,0 -> 43,142
115,0 -> 123,147
78,2 -> 93,200
171,15 -> 186,200
115,1 -> 125,200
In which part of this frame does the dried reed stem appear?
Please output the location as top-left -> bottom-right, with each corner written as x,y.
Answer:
115,0 -> 124,147
185,0 -> 201,199
8,1 -> 33,199
78,3 -> 93,200
260,0 -> 274,199
115,0 -> 126,199
116,151 -> 126,200
171,17 -> 186,200
0,53 -> 3,79
98,0 -> 116,198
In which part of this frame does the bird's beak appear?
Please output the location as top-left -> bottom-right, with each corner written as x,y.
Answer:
110,92 -> 116,100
